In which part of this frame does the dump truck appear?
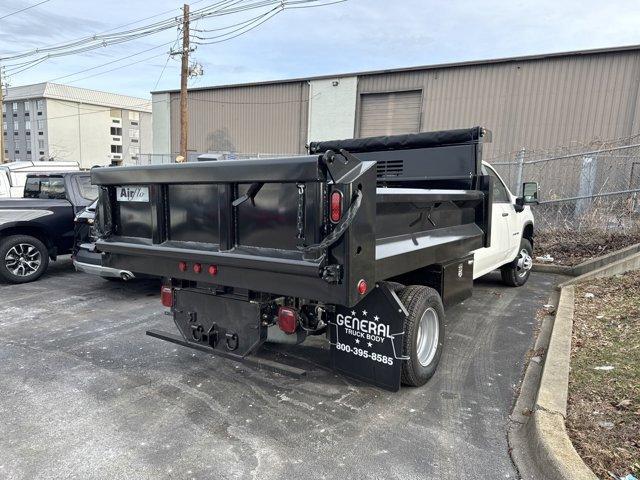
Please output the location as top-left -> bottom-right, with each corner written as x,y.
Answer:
91,127 -> 538,391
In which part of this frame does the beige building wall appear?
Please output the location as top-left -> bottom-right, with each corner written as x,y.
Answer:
45,99 -> 112,168
157,46 -> 640,162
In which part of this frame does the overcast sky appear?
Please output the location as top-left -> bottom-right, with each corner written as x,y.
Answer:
2,0 -> 640,99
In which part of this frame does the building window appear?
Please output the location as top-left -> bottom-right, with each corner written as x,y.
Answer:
38,139 -> 45,149
39,151 -> 44,155
15,150 -> 19,154
112,119 -> 121,125
37,120 -> 44,130
12,102 -> 18,112
25,120 -> 31,131
2,121 -> 5,132
24,101 -> 30,112
130,121 -> 139,126
110,145 -> 123,154
128,111 -> 139,122
129,128 -> 139,139
26,150 -> 31,155
110,126 -> 122,136
36,99 -> 44,111
14,123 -> 19,132
131,138 -> 139,144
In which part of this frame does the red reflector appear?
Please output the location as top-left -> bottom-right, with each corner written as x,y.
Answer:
330,190 -> 343,223
178,261 -> 187,272
193,263 -> 202,274
160,286 -> 173,308
277,307 -> 298,335
208,265 -> 218,276
357,279 -> 368,295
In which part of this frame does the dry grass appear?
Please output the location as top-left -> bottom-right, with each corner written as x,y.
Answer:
534,230 -> 640,267
566,271 -> 640,479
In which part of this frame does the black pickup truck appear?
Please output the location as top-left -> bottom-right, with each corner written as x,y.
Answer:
92,127 -> 537,391
0,172 -> 97,283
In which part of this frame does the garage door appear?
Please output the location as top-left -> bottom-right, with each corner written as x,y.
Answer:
358,90 -> 422,137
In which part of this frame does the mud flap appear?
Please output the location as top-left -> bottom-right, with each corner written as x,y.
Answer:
329,283 -> 409,391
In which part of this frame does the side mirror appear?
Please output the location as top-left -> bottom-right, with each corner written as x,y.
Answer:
515,182 -> 539,211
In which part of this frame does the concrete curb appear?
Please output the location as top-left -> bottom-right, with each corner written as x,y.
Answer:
558,251 -> 640,289
510,248 -> 640,480
532,242 -> 640,277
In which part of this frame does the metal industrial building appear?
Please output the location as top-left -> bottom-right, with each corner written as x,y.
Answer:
3,83 -> 152,168
152,45 -> 640,161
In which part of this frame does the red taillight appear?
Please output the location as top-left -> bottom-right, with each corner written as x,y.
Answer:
161,286 -> 173,308
277,307 -> 298,335
178,261 -> 187,272
357,279 -> 368,295
330,190 -> 343,223
208,265 -> 218,276
193,263 -> 202,274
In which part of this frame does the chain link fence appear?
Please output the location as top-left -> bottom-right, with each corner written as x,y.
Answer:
488,134 -> 640,234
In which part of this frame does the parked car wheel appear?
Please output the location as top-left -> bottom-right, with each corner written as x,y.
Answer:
398,285 -> 445,387
0,235 -> 49,284
501,238 -> 533,287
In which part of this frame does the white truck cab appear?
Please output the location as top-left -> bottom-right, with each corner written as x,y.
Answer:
0,161 -> 80,198
473,162 -> 537,286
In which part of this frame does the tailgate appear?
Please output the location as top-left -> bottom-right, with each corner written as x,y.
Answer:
92,154 -> 376,307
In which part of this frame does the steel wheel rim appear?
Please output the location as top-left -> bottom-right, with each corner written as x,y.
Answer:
516,248 -> 532,278
416,307 -> 439,367
5,243 -> 41,277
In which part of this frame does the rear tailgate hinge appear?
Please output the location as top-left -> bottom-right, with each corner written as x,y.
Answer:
321,264 -> 343,284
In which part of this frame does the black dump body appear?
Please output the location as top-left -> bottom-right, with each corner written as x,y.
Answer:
92,127 -> 492,390
92,127 -> 491,307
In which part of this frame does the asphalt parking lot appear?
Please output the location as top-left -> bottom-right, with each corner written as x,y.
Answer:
0,258 -> 559,480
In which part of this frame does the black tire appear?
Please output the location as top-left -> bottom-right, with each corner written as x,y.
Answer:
397,285 -> 445,387
0,235 -> 49,284
501,238 -> 533,287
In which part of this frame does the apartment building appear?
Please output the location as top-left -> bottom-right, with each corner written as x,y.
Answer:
2,82 -> 152,168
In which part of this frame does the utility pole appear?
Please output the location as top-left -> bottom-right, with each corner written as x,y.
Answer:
0,67 -> 5,164
178,3 -> 190,163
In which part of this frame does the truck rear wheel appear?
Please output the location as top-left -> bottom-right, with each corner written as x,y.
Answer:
398,285 -> 445,387
501,238 -> 533,287
0,235 -> 49,284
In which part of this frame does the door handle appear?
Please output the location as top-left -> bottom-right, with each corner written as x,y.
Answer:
502,212 -> 509,217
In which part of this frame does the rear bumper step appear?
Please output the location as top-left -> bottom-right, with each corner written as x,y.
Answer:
146,329 -> 307,379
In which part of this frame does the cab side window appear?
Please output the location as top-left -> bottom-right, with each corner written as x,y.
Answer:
486,167 -> 510,203
23,177 -> 66,200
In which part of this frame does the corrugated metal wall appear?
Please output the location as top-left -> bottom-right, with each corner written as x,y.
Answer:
169,82 -> 309,155
356,50 -> 640,160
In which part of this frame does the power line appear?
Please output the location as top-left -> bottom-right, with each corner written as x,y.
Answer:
0,0 -> 278,63
5,0 -> 341,85
0,0 -> 50,21
0,0 -> 221,61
